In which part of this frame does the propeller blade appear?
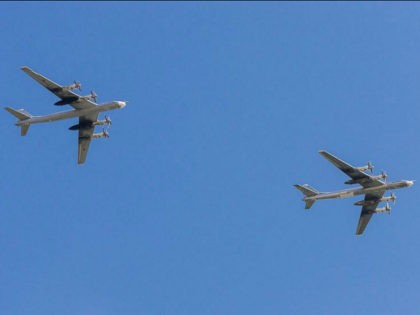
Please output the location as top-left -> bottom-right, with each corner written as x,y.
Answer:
74,81 -> 82,91
368,162 -> 374,173
103,128 -> 109,138
381,171 -> 388,182
391,193 -> 397,205
91,91 -> 97,102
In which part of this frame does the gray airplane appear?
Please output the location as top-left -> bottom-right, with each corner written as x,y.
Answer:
294,150 -> 414,235
5,66 -> 126,164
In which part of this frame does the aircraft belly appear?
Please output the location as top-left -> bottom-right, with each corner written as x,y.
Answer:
25,108 -> 100,124
339,191 -> 354,198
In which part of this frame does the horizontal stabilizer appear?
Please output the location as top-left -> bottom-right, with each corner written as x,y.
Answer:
5,107 -> 32,120
5,107 -> 32,136
294,184 -> 319,197
294,184 -> 319,210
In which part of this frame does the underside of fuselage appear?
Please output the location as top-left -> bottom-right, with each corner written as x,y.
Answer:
306,180 -> 413,202
16,105 -> 109,126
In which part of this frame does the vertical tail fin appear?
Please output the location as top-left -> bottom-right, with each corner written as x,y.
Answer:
294,184 -> 319,209
4,107 -> 32,136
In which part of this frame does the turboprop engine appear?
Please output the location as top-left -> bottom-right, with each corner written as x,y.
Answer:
345,171 -> 387,185
356,162 -> 374,173
81,91 -> 98,102
374,203 -> 391,214
68,116 -> 111,130
371,171 -> 387,182
354,193 -> 396,206
91,129 -> 109,139
381,193 -> 396,204
93,115 -> 111,126
65,80 -> 82,91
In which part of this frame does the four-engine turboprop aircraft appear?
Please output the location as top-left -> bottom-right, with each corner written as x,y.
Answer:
2,68 -> 415,235
294,150 -> 414,235
5,66 -> 126,164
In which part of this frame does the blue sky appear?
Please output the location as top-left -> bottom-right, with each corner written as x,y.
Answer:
1,2 -> 420,314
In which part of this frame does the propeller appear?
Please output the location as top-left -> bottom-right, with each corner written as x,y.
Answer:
390,193 -> 397,205
90,91 -> 98,102
367,161 -> 374,173
385,202 -> 391,214
73,80 -> 82,91
105,115 -> 112,125
381,171 -> 388,182
102,128 -> 109,138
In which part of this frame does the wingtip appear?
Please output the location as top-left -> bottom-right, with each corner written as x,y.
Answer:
355,228 -> 365,235
319,150 -> 333,158
77,158 -> 86,165
21,66 -> 32,73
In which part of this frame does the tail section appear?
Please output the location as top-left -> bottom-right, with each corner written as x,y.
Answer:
294,184 -> 319,209
5,107 -> 32,120
5,107 -> 32,136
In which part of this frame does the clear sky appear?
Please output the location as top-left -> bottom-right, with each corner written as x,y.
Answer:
1,2 -> 420,315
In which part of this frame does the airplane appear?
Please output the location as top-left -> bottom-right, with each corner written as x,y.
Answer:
5,66 -> 126,164
294,150 -> 414,235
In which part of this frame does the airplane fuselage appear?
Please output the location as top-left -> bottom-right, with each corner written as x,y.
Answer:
15,101 -> 125,126
304,180 -> 414,202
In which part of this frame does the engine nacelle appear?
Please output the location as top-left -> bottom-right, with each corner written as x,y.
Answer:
65,81 -> 82,91
354,194 -> 396,207
81,91 -> 98,103
91,130 -> 109,139
374,203 -> 391,214
382,193 -> 397,204
345,171 -> 386,185
372,173 -> 387,181
374,207 -> 390,214
93,116 -> 111,127
356,162 -> 374,173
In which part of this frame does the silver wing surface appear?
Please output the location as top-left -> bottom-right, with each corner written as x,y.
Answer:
319,150 -> 384,188
21,66 -> 97,110
355,190 -> 385,235
77,113 -> 99,164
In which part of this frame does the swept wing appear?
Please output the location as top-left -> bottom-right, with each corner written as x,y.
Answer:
319,150 -> 384,188
21,66 -> 97,110
20,66 -> 101,164
77,113 -> 99,164
319,150 -> 390,234
355,191 -> 385,235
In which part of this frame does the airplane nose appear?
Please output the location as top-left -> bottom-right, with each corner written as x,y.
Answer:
118,101 -> 126,108
407,180 -> 415,187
